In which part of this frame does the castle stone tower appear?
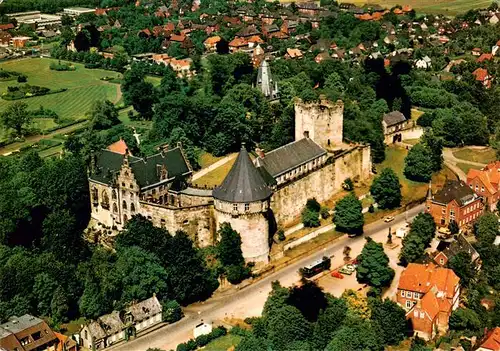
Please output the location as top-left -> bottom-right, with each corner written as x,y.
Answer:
213,145 -> 273,264
294,98 -> 344,148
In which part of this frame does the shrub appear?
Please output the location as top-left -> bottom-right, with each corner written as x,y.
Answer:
231,325 -> 251,337
226,264 -> 250,284
17,75 -> 27,83
301,207 -> 320,228
368,204 -> 375,213
342,178 -> 354,191
320,206 -> 330,219
305,198 -> 321,212
277,229 -> 285,241
162,300 -> 183,323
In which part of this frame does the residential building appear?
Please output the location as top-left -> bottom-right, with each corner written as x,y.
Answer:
0,314 -> 59,351
397,263 -> 460,340
478,327 -> 500,351
382,111 -> 407,143
228,37 -> 248,52
63,7 -> 96,17
11,36 -> 31,48
433,233 -> 480,268
203,35 -> 221,52
55,332 -> 77,351
472,67 -> 492,88
80,295 -> 163,350
0,31 -> 12,46
415,55 -> 432,69
285,48 -> 303,59
467,161 -> 500,210
426,180 -> 484,229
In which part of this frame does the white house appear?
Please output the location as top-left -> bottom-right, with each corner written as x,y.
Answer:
415,56 -> 432,69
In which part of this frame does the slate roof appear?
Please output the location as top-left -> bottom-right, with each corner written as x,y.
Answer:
436,234 -> 480,263
213,146 -> 272,203
383,111 -> 406,126
89,146 -> 191,189
431,180 -> 477,206
254,138 -> 326,178
125,295 -> 162,322
0,315 -> 57,351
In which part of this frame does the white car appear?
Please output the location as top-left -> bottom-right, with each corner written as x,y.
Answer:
384,216 -> 395,223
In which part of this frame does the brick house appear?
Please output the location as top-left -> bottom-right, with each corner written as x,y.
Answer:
472,68 -> 493,89
467,161 -> 500,211
0,314 -> 60,351
433,233 -> 480,268
478,327 -> 500,351
397,263 -> 460,340
426,180 -> 483,230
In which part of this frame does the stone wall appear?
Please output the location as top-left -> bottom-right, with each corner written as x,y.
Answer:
294,99 -> 344,148
140,201 -> 215,247
384,125 -> 424,144
271,145 -> 371,226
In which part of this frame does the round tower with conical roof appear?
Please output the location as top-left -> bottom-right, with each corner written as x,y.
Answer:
213,145 -> 273,264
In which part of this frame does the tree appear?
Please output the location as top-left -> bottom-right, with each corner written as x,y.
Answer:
162,300 -> 183,323
87,100 -> 120,130
399,213 -> 436,265
449,307 -> 481,333
217,223 -> 245,267
122,66 -> 156,119
399,233 -> 426,265
356,238 -> 395,288
266,305 -> 311,351
341,290 -> 371,319
448,251 -> 475,286
0,101 -> 31,137
50,285 -> 69,323
311,297 -> 347,350
263,281 -> 290,318
404,143 -> 433,182
334,193 -> 364,235
325,319 -> 383,351
370,298 -> 408,345
421,130 -> 443,172
287,280 -> 327,322
302,208 -> 320,227
370,168 -> 402,209
448,220 -> 459,235
475,213 -> 498,245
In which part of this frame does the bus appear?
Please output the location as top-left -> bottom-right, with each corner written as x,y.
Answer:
300,256 -> 332,278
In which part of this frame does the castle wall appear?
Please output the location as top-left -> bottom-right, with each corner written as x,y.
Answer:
271,145 -> 371,226
384,126 -> 423,144
214,200 -> 270,264
294,99 -> 344,148
140,201 -> 215,247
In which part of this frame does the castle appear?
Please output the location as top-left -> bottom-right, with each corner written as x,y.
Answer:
88,99 -> 372,264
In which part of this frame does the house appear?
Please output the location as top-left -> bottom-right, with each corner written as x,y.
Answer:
228,37 -> 248,52
477,53 -> 493,63
11,36 -> 31,48
415,56 -> 432,69
382,111 -> 407,142
331,48 -> 345,60
80,295 -> 162,350
492,40 -> 500,56
0,31 -> 12,46
478,327 -> 500,351
315,52 -> 330,64
285,48 -> 303,59
472,47 -> 482,56
247,35 -> 264,48
467,161 -> 500,210
55,332 -> 78,351
426,180 -> 484,229
472,68 -> 493,89
0,314 -> 59,351
0,23 -> 14,31
204,35 -> 221,52
397,263 -> 460,340
433,234 -> 480,268
490,14 -> 500,25
235,25 -> 259,38
443,59 -> 466,73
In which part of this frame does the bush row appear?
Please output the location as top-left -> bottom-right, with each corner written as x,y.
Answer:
175,326 -> 227,351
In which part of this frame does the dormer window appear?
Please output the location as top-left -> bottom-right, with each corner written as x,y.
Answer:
233,203 -> 238,212
245,203 -> 250,211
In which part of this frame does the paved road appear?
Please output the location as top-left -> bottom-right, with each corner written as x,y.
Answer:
108,204 -> 425,351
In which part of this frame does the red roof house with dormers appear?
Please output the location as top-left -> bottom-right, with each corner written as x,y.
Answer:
467,161 -> 500,211
397,263 -> 460,340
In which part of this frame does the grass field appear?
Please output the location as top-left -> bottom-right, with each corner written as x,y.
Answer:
0,58 -> 120,139
336,0 -> 491,15
376,146 -> 457,204
453,147 -> 496,164
203,334 -> 242,351
456,162 -> 482,175
193,156 -> 239,188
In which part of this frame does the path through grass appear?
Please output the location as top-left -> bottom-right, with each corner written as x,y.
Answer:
453,147 -> 496,164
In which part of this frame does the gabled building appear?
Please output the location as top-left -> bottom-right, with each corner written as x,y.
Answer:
382,111 -> 408,143
472,67 -> 493,89
80,295 -> 162,350
397,263 -> 460,340
426,180 -> 483,229
0,315 -> 59,351
467,161 -> 500,210
478,327 -> 500,351
433,233 -> 480,268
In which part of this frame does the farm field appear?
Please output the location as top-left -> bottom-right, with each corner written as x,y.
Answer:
0,58 -> 120,137
336,0 -> 490,15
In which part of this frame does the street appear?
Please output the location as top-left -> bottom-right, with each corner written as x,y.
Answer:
108,204 -> 424,351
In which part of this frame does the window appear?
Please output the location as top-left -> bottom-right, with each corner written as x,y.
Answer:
122,200 -> 127,210
131,203 -> 135,213
233,203 -> 238,211
113,203 -> 118,213
85,330 -> 88,340
112,190 -> 117,200
400,290 -> 405,297
413,292 -> 419,299
245,203 -> 250,211
481,186 -> 485,192
123,214 -> 128,222
122,182 -> 125,187
406,291 -> 412,298
450,210 -> 455,217
440,258 -> 444,265
475,185 -> 479,191
102,191 -> 110,210
406,301 -> 412,309
420,312 -> 425,319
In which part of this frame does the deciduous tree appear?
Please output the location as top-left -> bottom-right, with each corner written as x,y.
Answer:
370,168 -> 402,209
334,193 -> 364,235
356,238 -> 395,288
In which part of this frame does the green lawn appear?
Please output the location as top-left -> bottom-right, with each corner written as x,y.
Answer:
336,0 -> 492,15
0,58 -> 120,141
198,151 -> 227,169
453,147 -> 496,165
203,334 -> 242,351
456,162 -> 481,175
376,146 -> 457,205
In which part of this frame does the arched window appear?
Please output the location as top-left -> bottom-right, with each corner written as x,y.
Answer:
113,203 -> 118,213
102,191 -> 110,210
122,200 -> 127,210
92,187 -> 98,204
131,203 -> 136,213
112,189 -> 117,200
123,214 -> 128,222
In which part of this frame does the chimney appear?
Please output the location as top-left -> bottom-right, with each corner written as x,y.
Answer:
256,147 -> 265,159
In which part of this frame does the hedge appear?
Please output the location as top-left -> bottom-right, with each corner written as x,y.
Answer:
175,326 -> 227,351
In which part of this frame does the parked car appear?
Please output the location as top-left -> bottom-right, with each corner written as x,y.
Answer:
384,216 -> 395,223
339,264 -> 356,275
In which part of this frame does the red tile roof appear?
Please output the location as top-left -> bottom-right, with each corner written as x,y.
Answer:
170,33 -> 186,42
480,327 -> 500,351
472,67 -> 490,82
107,138 -> 130,155
398,263 -> 459,299
0,23 -> 14,30
477,53 -> 494,62
229,37 -> 247,47
467,161 -> 500,194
